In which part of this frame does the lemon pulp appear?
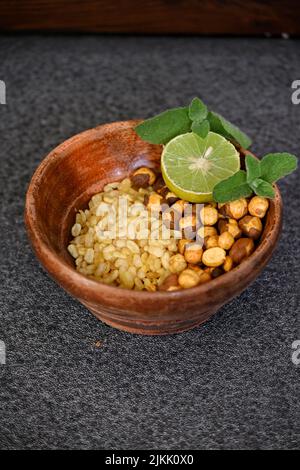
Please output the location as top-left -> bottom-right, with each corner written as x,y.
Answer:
161,132 -> 240,203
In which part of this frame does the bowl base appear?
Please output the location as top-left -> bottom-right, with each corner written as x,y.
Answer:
83,301 -> 218,335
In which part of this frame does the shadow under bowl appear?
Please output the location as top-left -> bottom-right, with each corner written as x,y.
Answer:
25,120 -> 283,335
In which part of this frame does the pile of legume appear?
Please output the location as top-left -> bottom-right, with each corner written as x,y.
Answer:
68,167 -> 269,291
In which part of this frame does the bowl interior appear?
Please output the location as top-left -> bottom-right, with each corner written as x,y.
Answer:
27,119 -> 281,296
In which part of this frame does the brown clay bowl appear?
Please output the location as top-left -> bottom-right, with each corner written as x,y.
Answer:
25,120 -> 282,335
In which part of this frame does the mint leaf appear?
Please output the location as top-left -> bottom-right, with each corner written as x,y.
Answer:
208,111 -> 252,149
260,153 -> 298,183
213,170 -> 253,203
246,154 -> 261,183
189,98 -> 208,123
191,119 -> 210,138
250,178 -> 275,198
135,107 -> 191,145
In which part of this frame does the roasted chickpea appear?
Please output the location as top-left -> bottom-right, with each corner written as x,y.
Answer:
197,226 -> 218,240
152,176 -> 166,194
178,269 -> 200,289
169,254 -> 187,273
218,231 -> 235,250
202,247 -> 226,267
248,196 -> 269,218
159,273 -> 179,291
229,238 -> 255,264
131,167 -> 156,188
239,215 -> 263,240
218,218 -> 242,239
220,198 -> 248,220
157,186 -> 169,198
144,193 -> 164,210
179,215 -> 197,239
184,243 -> 203,264
223,256 -> 233,272
198,272 -> 212,284
172,199 -> 188,214
165,192 -> 179,206
205,235 -> 219,249
200,206 -> 219,226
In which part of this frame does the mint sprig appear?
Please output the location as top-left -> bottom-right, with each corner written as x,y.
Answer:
212,170 -> 253,202
260,153 -> 298,183
246,152 -> 261,183
189,98 -> 210,138
213,153 -> 297,202
188,97 -> 208,122
191,119 -> 210,138
135,97 -> 252,149
134,106 -> 191,145
207,111 -> 252,150
251,178 -> 275,198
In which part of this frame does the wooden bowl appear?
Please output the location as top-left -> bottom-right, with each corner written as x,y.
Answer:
25,120 -> 282,335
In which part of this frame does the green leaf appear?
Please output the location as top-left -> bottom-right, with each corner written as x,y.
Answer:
213,170 -> 253,203
250,178 -> 275,198
189,97 -> 208,123
246,154 -> 261,183
135,107 -> 192,145
191,119 -> 210,138
207,111 -> 252,149
260,153 -> 298,183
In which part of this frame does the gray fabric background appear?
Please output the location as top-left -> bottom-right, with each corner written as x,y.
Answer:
0,35 -> 299,450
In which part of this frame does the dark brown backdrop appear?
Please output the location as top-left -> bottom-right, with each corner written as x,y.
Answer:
0,0 -> 299,35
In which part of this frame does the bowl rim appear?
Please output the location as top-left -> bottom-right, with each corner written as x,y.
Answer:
25,120 -> 283,303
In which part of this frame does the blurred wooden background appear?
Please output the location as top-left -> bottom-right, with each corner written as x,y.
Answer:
0,0 -> 299,35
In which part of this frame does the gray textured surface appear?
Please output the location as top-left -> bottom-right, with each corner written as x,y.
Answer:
0,35 -> 299,450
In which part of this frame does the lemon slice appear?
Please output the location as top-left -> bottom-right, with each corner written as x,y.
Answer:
161,131 -> 240,203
